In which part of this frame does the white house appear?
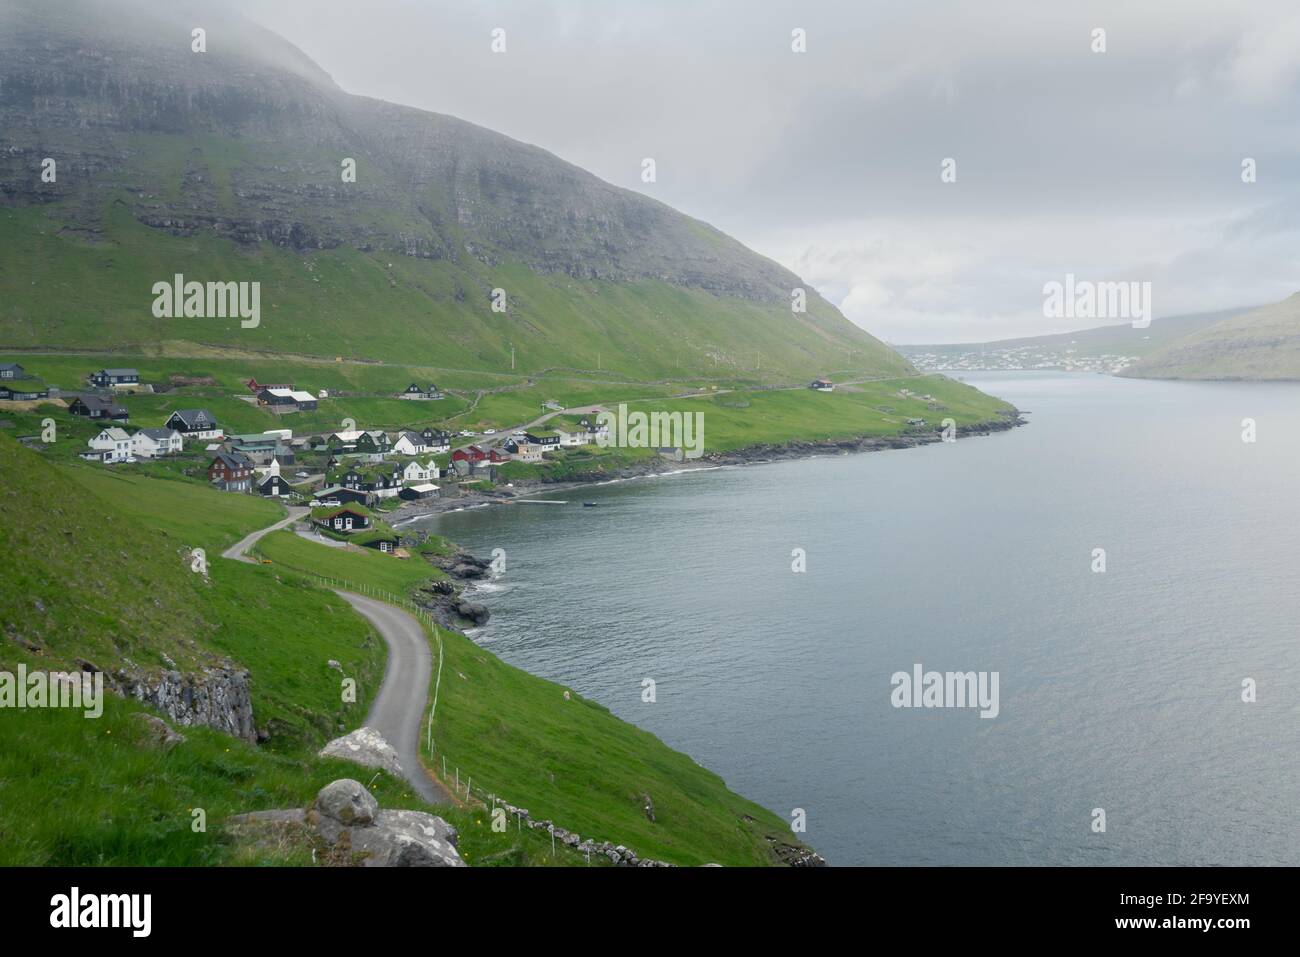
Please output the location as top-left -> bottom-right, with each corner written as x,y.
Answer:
400,459 -> 442,485
131,427 -> 184,459
392,431 -> 428,456
87,427 -> 134,463
557,428 -> 589,448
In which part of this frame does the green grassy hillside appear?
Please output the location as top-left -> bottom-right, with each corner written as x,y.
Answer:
0,438 -> 812,865
1120,293 -> 1300,380
0,203 -> 907,383
0,0 -> 910,383
253,529 -> 809,865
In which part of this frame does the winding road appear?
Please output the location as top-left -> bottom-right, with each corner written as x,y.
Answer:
222,506 -> 452,805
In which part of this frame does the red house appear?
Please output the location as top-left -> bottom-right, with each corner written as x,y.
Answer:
208,451 -> 254,492
247,377 -> 294,394
451,444 -> 507,464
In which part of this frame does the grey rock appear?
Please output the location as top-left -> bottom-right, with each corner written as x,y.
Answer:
232,782 -> 466,868
319,726 -> 404,776
115,666 -> 255,742
453,600 -> 490,624
315,778 -> 379,826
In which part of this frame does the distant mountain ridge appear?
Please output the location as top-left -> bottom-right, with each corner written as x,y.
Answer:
1119,294 -> 1300,380
0,0 -> 909,380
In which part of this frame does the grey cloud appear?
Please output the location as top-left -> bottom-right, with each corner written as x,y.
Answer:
228,0 -> 1300,341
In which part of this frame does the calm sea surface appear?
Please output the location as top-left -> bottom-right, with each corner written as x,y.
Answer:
419,372 -> 1300,865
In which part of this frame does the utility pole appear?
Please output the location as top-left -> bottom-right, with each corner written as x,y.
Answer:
511,346 -> 515,370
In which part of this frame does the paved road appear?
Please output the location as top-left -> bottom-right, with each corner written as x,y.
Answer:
223,506 -> 451,805
220,505 -> 308,560
335,592 -> 450,805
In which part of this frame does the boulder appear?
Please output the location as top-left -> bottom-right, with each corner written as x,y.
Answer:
231,780 -> 466,868
319,726 -> 404,776
352,809 -> 462,867
315,778 -> 378,827
453,600 -> 490,624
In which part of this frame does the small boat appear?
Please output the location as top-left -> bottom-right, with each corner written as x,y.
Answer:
582,501 -> 599,508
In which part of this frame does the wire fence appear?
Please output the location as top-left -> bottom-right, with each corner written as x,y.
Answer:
245,549 -> 604,860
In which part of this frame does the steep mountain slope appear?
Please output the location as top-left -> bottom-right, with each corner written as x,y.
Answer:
0,0 -> 910,381
1120,293 -> 1300,380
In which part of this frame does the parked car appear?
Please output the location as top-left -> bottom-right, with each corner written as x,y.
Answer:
484,428 -> 496,435
309,499 -> 322,507
295,471 -> 310,478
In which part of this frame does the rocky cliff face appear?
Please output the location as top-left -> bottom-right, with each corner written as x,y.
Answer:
0,0 -> 808,304
112,665 -> 256,743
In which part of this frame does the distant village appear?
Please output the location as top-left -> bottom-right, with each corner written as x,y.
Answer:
899,345 -> 1140,374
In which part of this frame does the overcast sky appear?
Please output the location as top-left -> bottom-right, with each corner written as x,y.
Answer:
232,0 -> 1300,343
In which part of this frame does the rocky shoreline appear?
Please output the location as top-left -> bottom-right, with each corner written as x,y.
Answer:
392,411 -> 1027,520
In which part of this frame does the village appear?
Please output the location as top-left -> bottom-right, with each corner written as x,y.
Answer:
1,363 -> 625,559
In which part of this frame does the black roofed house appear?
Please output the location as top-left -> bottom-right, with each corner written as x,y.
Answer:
341,464 -> 402,499
257,387 -> 319,413
67,394 -> 130,422
89,368 -> 140,389
256,472 -> 290,497
0,363 -> 25,379
312,504 -> 372,533
421,428 -> 451,453
400,383 -> 441,400
315,484 -> 372,507
810,378 -> 834,392
354,430 -> 391,455
208,450 -> 253,492
165,408 -> 222,440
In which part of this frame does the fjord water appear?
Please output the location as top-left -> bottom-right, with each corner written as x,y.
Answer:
423,372 -> 1299,865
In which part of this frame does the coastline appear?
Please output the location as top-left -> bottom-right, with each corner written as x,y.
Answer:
391,410 -> 1027,524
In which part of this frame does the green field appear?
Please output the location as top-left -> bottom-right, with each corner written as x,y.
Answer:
0,438 -> 810,865
0,201 -> 909,385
